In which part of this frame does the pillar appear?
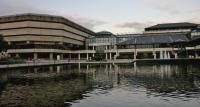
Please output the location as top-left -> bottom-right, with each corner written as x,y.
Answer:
92,46 -> 95,50
106,45 -> 108,50
87,64 -> 89,71
86,53 -> 89,60
60,54 -> 63,60
50,53 -> 53,60
106,53 -> 108,60
134,52 -> 137,60
92,46 -> 95,58
34,53 -> 38,60
78,63 -> 81,71
110,53 -> 112,60
164,51 -> 167,59
78,53 -> 81,60
153,52 -> 156,59
195,46 -> 198,58
134,45 -> 137,60
49,66 -> 53,72
160,50 -> 163,59
69,53 -> 71,60
57,66 -> 60,73
195,52 -> 198,58
174,53 -> 178,59
7,54 -> 11,58
16,53 -> 19,58
167,52 -> 170,59
34,68 -> 38,73
8,42 -> 11,45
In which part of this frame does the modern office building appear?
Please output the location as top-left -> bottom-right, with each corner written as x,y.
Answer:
86,22 -> 200,60
144,22 -> 198,34
0,13 -> 200,60
85,31 -> 117,60
117,23 -> 200,59
0,13 -> 95,60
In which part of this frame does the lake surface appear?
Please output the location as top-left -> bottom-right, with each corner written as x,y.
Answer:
0,63 -> 200,107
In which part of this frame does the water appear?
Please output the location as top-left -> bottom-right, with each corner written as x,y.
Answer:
0,63 -> 200,107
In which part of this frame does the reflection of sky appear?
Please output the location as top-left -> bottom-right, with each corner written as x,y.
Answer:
1,64 -> 200,107
0,0 -> 199,33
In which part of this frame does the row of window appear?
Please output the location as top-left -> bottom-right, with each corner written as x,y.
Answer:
86,38 -> 117,44
192,32 -> 200,36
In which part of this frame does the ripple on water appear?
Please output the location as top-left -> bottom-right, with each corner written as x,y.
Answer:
0,64 -> 200,107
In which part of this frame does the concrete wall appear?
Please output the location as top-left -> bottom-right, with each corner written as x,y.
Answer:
144,29 -> 191,34
0,21 -> 90,45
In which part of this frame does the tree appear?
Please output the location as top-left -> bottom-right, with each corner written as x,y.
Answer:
0,35 -> 8,52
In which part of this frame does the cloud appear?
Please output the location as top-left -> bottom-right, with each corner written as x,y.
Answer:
0,0 -> 107,30
186,18 -> 200,24
0,0 -> 49,16
65,15 -> 107,30
145,0 -> 200,16
114,21 -> 155,33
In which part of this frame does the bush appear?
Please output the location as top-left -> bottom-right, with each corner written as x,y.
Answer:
0,57 -> 25,64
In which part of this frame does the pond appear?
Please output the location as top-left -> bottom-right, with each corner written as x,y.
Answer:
0,63 -> 200,107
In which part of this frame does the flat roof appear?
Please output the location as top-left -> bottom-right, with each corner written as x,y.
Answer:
117,32 -> 190,45
0,13 -> 95,35
145,22 -> 198,31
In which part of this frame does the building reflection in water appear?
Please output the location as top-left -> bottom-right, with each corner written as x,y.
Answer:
0,63 -> 200,107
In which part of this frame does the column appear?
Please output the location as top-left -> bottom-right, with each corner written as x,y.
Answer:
134,52 -> 137,60
153,52 -> 156,59
78,63 -> 81,71
86,64 -> 89,71
195,52 -> 198,58
106,53 -> 108,60
16,53 -> 19,58
164,51 -> 167,59
78,53 -> 81,60
34,68 -> 38,73
34,53 -> 38,60
7,54 -> 11,58
50,53 -> 53,60
174,53 -> 178,59
114,53 -> 117,60
134,46 -> 137,60
86,53 -> 89,60
60,54 -> 63,60
160,50 -> 163,59
195,46 -> 198,58
49,66 -> 53,72
92,46 -> 95,50
110,53 -> 112,60
167,52 -> 170,59
69,53 -> 71,60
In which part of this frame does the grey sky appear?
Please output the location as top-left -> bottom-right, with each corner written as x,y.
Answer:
0,0 -> 199,33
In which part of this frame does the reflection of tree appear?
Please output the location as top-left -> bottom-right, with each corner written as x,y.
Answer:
0,78 -> 90,107
122,64 -> 200,99
1,64 -> 200,106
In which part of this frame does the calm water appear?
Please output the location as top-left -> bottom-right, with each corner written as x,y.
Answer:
0,63 -> 200,107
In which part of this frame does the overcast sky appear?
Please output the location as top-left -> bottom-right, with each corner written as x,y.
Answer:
0,0 -> 199,33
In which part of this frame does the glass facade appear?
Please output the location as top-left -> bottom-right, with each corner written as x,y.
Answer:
86,37 -> 117,51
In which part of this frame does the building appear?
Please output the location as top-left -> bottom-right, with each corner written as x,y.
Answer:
117,23 -> 200,59
0,13 -> 200,61
85,31 -> 117,60
144,22 -> 198,34
86,22 -> 200,60
0,13 -> 95,60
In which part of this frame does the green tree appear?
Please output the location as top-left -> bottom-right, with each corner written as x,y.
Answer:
0,35 -> 8,52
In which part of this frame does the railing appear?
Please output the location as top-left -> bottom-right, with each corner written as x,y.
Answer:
0,59 -> 72,69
